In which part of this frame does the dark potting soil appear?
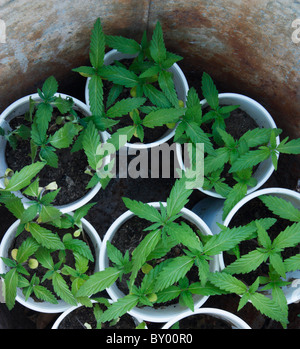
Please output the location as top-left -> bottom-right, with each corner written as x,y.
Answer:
201,105 -> 259,140
110,215 -> 202,305
176,314 -> 232,329
5,114 -> 91,206
223,197 -> 300,286
8,225 -> 96,302
57,304 -> 136,329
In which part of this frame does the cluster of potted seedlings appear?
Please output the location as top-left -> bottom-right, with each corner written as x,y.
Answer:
0,18 -> 299,330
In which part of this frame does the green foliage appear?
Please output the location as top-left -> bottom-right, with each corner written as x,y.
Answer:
73,18 -> 185,149
76,174 -> 256,322
209,194 -> 300,327
0,183 -> 96,310
187,72 -> 300,220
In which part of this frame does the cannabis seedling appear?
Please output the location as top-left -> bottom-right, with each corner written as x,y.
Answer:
0,177 -> 97,310
75,174 -> 261,323
73,18 -> 186,149
209,194 -> 300,327
190,72 -> 300,219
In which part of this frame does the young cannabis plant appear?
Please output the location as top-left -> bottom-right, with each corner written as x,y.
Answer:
196,72 -> 300,220
73,18 -> 186,147
210,194 -> 300,327
0,178 -> 96,310
75,174 -> 263,323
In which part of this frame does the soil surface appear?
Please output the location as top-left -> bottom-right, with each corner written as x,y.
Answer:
57,304 -> 137,329
175,314 -> 232,329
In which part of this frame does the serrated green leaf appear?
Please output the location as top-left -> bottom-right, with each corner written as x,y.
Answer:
224,250 -> 268,275
284,254 -> 300,272
99,294 -> 139,324
82,121 -> 101,170
106,97 -> 146,118
165,221 -> 202,252
142,107 -> 184,128
222,182 -> 248,220
72,66 -> 96,78
33,285 -> 58,304
259,195 -> 300,222
122,198 -> 162,223
105,35 -> 141,54
3,268 -> 18,310
272,222 -> 300,249
204,148 -> 230,175
89,18 -> 105,69
154,256 -> 194,292
229,148 -> 271,173
276,138 -> 300,154
42,76 -> 58,100
201,72 -> 219,110
53,95 -> 73,114
130,229 -> 162,290
39,146 -> 58,168
27,223 -> 65,250
49,122 -> 79,149
149,21 -> 167,64
4,162 -> 45,192
35,102 -> 53,136
64,238 -> 94,262
158,70 -> 178,108
143,84 -> 172,108
35,247 -> 54,270
100,65 -> 139,88
88,74 -> 104,116
204,224 -> 255,256
166,176 -> 192,218
76,267 -> 122,297
16,237 -> 40,264
208,272 -> 247,294
249,292 -> 288,324
52,272 -> 77,306
39,205 -> 62,223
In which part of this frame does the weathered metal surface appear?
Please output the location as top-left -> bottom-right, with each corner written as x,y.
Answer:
0,0 -> 149,110
147,0 -> 300,140
0,0 -> 299,135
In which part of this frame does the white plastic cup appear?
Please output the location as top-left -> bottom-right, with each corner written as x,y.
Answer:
176,93 -> 280,199
220,187 -> 300,304
99,202 -> 220,323
161,307 -> 251,329
0,93 -> 109,213
0,218 -> 102,313
85,49 -> 189,150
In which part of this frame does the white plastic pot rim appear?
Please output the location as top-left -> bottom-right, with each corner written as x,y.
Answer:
99,202 -> 220,323
161,307 -> 251,329
85,49 -> 189,150
0,217 -> 102,313
176,93 -> 280,199
0,93 -> 110,214
220,187 -> 300,304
